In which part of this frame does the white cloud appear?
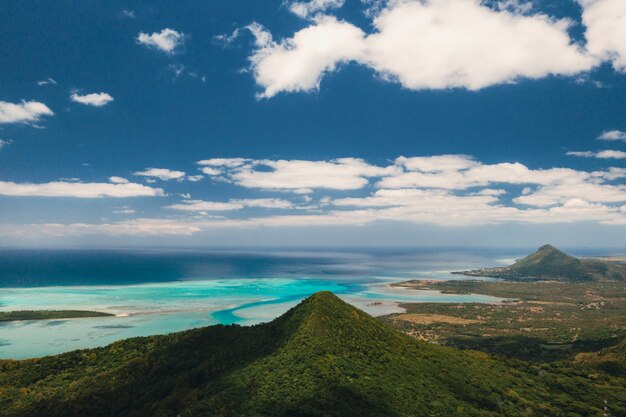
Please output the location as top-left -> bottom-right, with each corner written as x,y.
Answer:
249,0 -> 596,97
70,92 -> 114,107
514,182 -> 626,206
200,167 -> 222,176
0,181 -> 164,198
598,129 -> 626,141
137,28 -> 185,54
396,155 -> 479,172
289,0 -> 346,19
109,176 -> 130,184
232,198 -> 294,209
37,78 -> 57,86
496,0 -> 534,14
165,200 -> 244,212
198,158 -> 250,167
248,18 -> 367,98
133,168 -> 187,181
366,0 -> 593,90
0,219 -> 203,237
378,160 -> 593,190
113,206 -> 136,214
566,151 -> 595,158
227,158 -> 397,190
567,150 -> 626,159
187,175 -> 204,182
3,155 -> 625,236
166,197 -> 294,212
0,100 -> 54,124
597,150 -> 626,159
580,0 -> 626,72
121,9 -> 135,18
214,28 -> 242,46
0,139 -> 12,150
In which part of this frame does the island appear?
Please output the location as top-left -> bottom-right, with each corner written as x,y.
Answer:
0,310 -> 114,322
452,244 -> 626,281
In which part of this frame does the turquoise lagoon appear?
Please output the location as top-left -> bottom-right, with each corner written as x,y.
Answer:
0,249 -> 513,359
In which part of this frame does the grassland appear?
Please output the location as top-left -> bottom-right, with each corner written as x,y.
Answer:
386,280 -> 626,361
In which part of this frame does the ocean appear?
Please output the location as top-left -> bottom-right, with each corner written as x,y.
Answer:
0,247 -> 545,359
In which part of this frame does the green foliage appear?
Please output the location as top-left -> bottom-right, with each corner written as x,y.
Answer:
0,292 -> 624,417
0,310 -> 113,321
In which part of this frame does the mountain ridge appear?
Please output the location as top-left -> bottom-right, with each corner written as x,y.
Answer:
454,244 -> 626,281
1,291 -> 624,416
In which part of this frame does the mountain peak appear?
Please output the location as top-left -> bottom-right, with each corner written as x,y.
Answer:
535,244 -> 568,257
538,244 -> 558,252
456,245 -> 626,281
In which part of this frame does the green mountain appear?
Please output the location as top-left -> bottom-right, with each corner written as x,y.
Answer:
1,292 -> 624,416
455,244 -> 626,281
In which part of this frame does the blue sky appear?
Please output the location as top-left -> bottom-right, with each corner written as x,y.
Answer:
1,0 -> 625,248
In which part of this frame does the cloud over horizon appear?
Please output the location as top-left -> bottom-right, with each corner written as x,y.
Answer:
0,180 -> 164,198
2,154 -> 625,237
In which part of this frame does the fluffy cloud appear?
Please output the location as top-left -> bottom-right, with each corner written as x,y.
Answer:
0,100 -> 53,124
514,182 -> 626,206
567,150 -> 626,159
137,28 -> 185,54
289,0 -> 346,19
70,92 -> 114,107
378,159 -> 590,190
580,0 -> 626,72
109,176 -> 130,184
215,158 -> 397,191
200,167 -> 222,176
248,18 -> 366,98
195,156 -> 626,211
396,155 -> 479,172
366,0 -> 593,90
598,130 -> 626,141
133,168 -> 187,181
0,180 -> 164,198
3,155 -> 625,236
249,0 -> 596,97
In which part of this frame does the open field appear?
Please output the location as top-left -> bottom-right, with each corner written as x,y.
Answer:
384,280 -> 626,361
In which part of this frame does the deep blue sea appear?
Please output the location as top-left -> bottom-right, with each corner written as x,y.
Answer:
0,247 -> 613,359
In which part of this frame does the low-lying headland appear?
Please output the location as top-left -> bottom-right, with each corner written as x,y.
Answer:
0,310 -> 114,322
387,245 -> 626,361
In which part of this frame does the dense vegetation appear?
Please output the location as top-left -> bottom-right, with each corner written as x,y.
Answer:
454,244 -> 626,281
0,310 -> 113,321
390,280 -> 626,361
1,292 -> 624,416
